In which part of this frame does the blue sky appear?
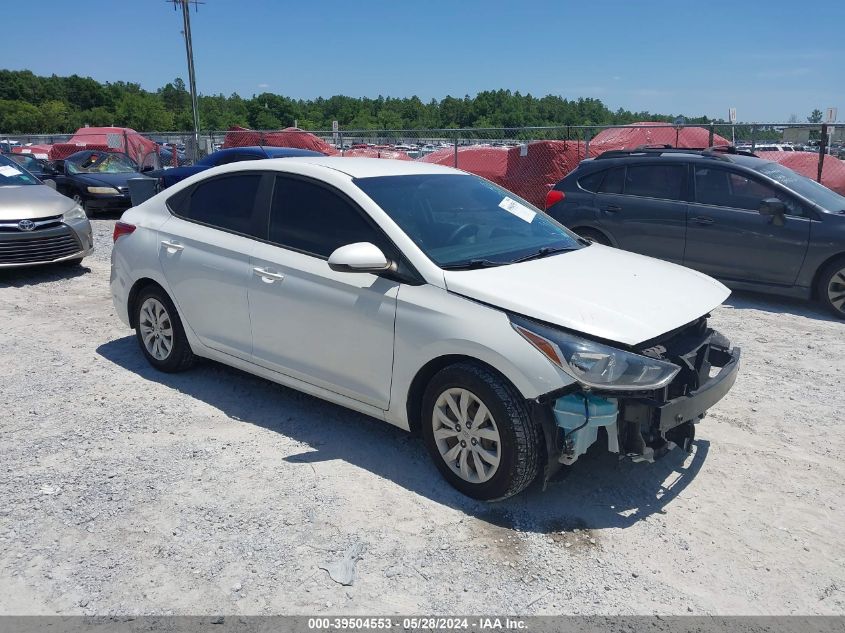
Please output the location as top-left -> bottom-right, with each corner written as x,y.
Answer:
4,0 -> 844,122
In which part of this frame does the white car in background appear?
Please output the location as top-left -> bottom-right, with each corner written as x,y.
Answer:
110,157 -> 740,500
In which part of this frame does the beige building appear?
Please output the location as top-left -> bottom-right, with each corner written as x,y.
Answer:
782,126 -> 845,144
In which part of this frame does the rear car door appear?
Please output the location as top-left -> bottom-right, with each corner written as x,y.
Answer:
593,163 -> 688,264
248,175 -> 399,409
684,166 -> 811,285
157,172 -> 268,359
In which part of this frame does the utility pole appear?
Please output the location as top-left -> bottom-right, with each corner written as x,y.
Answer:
171,0 -> 203,161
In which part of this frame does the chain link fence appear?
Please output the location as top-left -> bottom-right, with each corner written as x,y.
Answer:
3,123 -> 844,207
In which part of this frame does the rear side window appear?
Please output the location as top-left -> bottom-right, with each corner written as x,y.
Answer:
269,176 -> 385,258
182,174 -> 262,235
577,171 -> 604,193
599,167 -> 625,194
624,164 -> 685,200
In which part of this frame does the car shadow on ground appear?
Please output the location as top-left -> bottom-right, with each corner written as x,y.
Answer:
724,289 -> 840,322
97,335 -> 709,535
0,261 -> 90,287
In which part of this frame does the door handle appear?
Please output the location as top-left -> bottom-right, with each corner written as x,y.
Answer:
601,204 -> 622,213
693,216 -> 715,225
160,240 -> 184,252
253,267 -> 285,283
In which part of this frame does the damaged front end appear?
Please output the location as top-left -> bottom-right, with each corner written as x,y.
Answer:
515,315 -> 741,485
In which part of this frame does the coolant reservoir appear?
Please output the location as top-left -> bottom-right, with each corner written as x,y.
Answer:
553,394 -> 619,465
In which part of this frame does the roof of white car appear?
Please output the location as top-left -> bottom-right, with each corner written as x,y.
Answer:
258,156 -> 460,178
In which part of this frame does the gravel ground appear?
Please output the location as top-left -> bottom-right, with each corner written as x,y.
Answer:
1,217 -> 844,616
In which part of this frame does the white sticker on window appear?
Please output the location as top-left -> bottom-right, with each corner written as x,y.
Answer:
0,165 -> 22,177
498,196 -> 536,223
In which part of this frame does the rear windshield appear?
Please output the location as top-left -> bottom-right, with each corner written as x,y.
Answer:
754,162 -> 845,211
0,154 -> 39,186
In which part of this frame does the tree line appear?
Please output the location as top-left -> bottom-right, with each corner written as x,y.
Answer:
0,68 -> 785,137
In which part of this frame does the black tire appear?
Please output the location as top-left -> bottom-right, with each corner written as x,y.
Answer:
133,285 -> 195,372
575,228 -> 611,246
421,362 -> 542,501
817,256 -> 845,319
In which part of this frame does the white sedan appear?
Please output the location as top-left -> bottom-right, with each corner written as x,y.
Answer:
110,157 -> 740,500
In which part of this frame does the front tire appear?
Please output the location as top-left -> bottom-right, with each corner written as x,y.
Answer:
421,362 -> 542,500
134,286 -> 195,372
818,257 -> 845,319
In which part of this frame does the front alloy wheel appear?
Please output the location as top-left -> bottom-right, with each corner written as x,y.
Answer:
422,362 -> 542,500
818,257 -> 845,318
432,388 -> 502,484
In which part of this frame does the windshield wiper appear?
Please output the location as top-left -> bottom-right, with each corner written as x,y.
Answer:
441,259 -> 505,270
511,246 -> 577,263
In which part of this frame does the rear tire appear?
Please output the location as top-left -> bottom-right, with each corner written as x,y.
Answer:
421,362 -> 542,501
134,286 -> 195,372
817,256 -> 845,319
575,228 -> 611,246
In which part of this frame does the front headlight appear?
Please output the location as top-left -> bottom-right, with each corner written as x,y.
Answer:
87,186 -> 119,195
510,314 -> 680,391
61,204 -> 87,222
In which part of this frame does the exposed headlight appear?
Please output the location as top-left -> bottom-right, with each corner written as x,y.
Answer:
61,204 -> 87,222
87,186 -> 119,195
510,314 -> 680,391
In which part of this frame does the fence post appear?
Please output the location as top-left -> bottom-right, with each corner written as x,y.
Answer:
585,129 -> 591,158
818,123 -> 828,183
339,131 -> 344,156
750,125 -> 757,152
708,123 -> 714,147
454,133 -> 458,168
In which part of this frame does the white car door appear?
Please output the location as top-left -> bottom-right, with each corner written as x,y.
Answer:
157,172 -> 266,360
248,175 -> 399,409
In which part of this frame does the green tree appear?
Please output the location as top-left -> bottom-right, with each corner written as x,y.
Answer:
808,109 -> 824,123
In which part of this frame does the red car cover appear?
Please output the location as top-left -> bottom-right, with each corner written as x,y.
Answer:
12,144 -> 53,160
590,122 -> 730,152
342,147 -> 412,160
223,126 -> 338,155
49,127 -> 159,167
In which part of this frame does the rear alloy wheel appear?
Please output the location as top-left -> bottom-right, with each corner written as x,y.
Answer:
819,258 -> 845,318
422,362 -> 542,500
134,287 -> 195,372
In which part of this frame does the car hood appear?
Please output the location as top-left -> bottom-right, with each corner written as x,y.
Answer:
0,184 -> 76,220
443,244 -> 730,346
72,172 -> 139,188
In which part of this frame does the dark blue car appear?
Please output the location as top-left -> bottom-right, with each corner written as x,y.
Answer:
148,146 -> 324,189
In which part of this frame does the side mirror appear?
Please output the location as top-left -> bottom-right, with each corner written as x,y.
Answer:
328,242 -> 392,273
758,197 -> 785,217
140,165 -> 154,173
49,161 -> 65,175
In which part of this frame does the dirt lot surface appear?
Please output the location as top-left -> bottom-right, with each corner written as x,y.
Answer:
1,218 -> 844,616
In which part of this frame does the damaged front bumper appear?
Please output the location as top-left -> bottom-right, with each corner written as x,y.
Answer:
532,325 -> 741,485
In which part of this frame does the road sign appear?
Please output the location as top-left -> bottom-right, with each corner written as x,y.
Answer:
826,108 -> 837,123
332,120 -> 339,132
729,108 -> 737,123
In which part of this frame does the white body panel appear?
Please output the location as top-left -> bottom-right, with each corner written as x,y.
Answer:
111,157 -> 731,432
444,244 -> 730,346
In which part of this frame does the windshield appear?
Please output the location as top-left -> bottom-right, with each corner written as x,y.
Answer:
754,162 -> 845,211
0,154 -> 39,186
355,173 -> 582,268
5,153 -> 40,172
66,152 -> 138,174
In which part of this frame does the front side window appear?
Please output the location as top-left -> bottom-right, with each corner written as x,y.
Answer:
269,176 -> 384,258
184,174 -> 262,235
695,166 -> 804,216
754,162 -> 845,212
624,164 -> 686,200
355,173 -> 582,268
